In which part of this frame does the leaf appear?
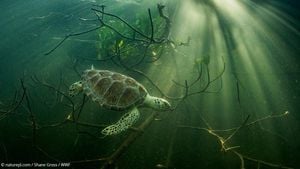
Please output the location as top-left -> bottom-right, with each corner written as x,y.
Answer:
66,113 -> 72,120
170,42 -> 176,49
152,51 -> 157,56
118,40 -> 124,48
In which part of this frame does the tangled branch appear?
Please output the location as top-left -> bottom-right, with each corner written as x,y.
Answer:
177,111 -> 292,169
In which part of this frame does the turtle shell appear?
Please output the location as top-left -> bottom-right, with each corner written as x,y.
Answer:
81,69 -> 148,111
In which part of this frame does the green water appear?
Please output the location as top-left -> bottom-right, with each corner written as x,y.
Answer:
0,0 -> 299,168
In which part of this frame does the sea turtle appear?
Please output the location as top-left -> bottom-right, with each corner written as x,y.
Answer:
69,66 -> 171,136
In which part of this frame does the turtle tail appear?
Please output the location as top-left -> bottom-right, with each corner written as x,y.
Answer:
101,107 -> 140,136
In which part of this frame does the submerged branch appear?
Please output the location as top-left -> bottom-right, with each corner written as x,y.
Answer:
44,26 -> 102,55
211,111 -> 289,132
0,84 -> 26,121
91,8 -> 151,41
177,111 -> 292,169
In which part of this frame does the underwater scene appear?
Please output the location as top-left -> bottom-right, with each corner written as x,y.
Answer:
0,0 -> 299,168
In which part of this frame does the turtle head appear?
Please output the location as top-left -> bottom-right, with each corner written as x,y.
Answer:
69,81 -> 83,97
144,95 -> 171,111
156,98 -> 171,111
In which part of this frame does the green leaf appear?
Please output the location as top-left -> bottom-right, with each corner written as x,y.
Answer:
152,51 -> 157,56
118,40 -> 124,48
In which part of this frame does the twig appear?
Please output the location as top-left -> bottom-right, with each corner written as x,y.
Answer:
157,3 -> 171,40
0,85 -> 26,121
211,111 -> 290,132
91,8 -> 151,41
241,153 -> 293,169
188,56 -> 225,96
189,61 -> 203,87
35,145 -> 61,162
44,26 -> 102,55
31,75 -> 75,115
148,8 -> 154,42
177,111 -> 292,169
94,11 -> 148,43
129,42 -> 151,67
223,115 -> 250,145
20,79 -> 36,145
233,151 -> 245,169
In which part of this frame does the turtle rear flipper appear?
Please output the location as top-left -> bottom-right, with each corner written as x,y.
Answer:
101,107 -> 140,136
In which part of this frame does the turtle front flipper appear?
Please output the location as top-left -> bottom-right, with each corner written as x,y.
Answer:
101,107 -> 140,136
69,81 -> 83,97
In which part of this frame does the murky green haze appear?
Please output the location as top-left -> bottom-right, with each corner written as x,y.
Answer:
0,0 -> 299,168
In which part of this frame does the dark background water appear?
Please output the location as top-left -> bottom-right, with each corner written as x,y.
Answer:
0,0 -> 299,169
